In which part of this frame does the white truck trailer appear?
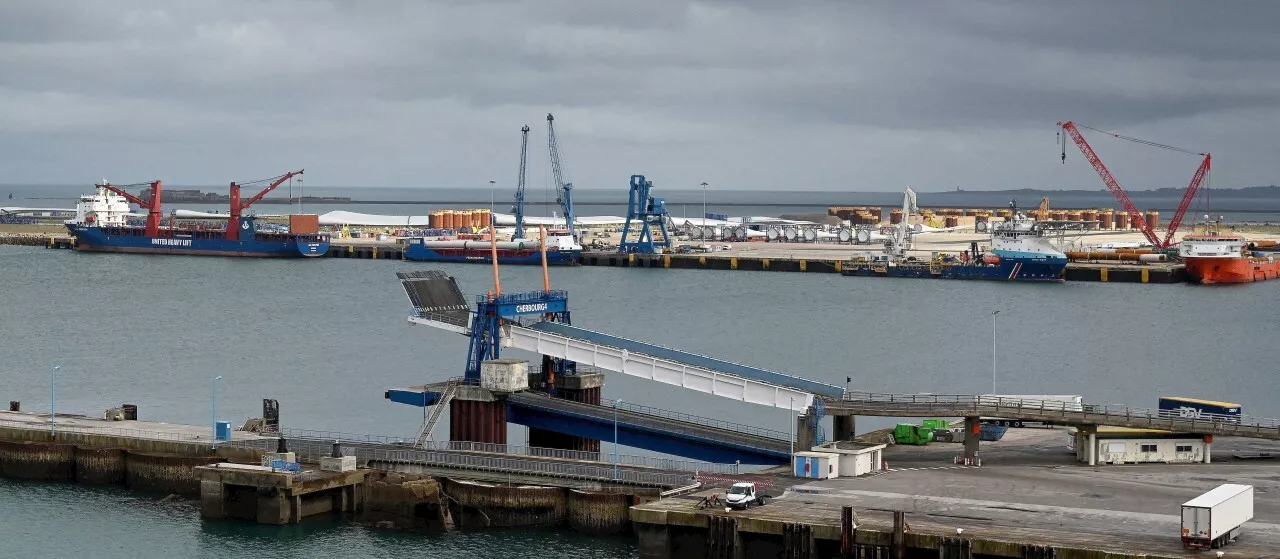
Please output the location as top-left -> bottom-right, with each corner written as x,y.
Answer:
1181,484 -> 1254,549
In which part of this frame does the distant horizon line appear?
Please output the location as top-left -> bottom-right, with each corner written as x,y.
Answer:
3,183 -> 1277,194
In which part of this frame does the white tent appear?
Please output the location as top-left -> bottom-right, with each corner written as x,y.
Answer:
318,210 -> 431,226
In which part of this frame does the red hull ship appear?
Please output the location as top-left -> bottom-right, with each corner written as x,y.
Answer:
1180,235 -> 1280,284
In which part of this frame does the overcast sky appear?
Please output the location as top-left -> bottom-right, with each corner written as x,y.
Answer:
2,1 -> 1277,192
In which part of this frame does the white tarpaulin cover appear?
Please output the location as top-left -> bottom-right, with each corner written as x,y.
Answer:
318,210 -> 431,226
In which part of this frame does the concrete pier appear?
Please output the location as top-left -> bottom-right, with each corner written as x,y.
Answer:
197,463 -> 368,524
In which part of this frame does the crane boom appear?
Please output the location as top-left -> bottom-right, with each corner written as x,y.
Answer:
1162,154 -> 1211,247
1057,121 -> 1161,247
101,180 -> 163,237
225,170 -> 304,241
513,125 -> 531,239
546,113 -> 576,237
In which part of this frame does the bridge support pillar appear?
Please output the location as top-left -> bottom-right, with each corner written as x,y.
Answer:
1204,438 -> 1211,464
796,413 -> 816,452
527,370 -> 604,457
832,415 -> 855,441
963,417 -> 980,462
450,391 -> 508,445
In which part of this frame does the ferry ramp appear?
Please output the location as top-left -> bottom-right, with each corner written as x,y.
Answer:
827,392 -> 1280,440
506,391 -> 793,465
504,321 -> 842,411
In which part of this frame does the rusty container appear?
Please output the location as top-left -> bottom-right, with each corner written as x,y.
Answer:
288,214 -> 320,235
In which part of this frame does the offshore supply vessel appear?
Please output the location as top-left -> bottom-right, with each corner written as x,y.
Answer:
403,228 -> 581,265
65,172 -> 330,258
1180,233 -> 1280,284
842,194 -> 1068,282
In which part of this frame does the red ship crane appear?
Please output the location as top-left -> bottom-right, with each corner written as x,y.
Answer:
99,180 -> 164,237
224,170 -> 304,241
1057,121 -> 1210,248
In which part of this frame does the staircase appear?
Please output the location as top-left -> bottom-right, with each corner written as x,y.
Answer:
414,382 -> 459,448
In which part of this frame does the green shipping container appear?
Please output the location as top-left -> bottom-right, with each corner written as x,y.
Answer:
921,419 -> 950,430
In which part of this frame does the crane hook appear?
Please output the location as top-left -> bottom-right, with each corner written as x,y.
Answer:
1057,131 -> 1066,164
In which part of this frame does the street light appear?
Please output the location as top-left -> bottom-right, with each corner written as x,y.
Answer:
991,310 -> 1000,395
613,398 -> 622,481
211,375 -> 223,449
789,396 -> 795,457
700,182 -> 708,226
488,180 -> 496,215
50,364 -> 60,438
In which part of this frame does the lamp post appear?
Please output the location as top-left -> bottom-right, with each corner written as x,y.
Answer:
51,364 -> 60,438
789,396 -> 795,457
211,375 -> 223,449
613,398 -> 622,481
991,310 -> 1000,395
488,180 -> 496,215
700,182 -> 708,226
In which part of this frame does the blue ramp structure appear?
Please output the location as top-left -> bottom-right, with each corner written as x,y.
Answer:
507,392 -> 791,464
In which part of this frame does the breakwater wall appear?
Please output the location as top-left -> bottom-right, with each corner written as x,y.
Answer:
0,439 -> 222,497
441,478 -> 638,534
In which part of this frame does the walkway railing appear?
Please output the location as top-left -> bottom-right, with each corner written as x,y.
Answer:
224,427 -> 742,474
833,391 -> 1280,437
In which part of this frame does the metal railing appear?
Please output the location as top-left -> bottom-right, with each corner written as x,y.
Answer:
407,309 -> 470,328
834,392 -> 1280,435
514,391 -> 787,441
220,428 -> 742,474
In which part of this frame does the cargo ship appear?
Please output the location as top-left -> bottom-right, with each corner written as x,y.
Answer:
64,173 -> 330,258
1179,234 -> 1280,284
842,209 -> 1068,281
403,228 -> 581,265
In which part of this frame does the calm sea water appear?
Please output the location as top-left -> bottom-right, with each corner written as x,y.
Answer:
1,245 -> 1278,555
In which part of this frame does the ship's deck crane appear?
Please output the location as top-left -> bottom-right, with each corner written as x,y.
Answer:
546,113 -> 576,239
512,125 -> 531,239
98,180 -> 164,237
1057,121 -> 1210,248
886,186 -> 918,257
225,170 -> 304,241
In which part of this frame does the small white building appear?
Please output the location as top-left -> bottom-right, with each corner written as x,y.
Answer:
810,441 -> 887,477
1071,427 -> 1211,465
793,451 -> 840,479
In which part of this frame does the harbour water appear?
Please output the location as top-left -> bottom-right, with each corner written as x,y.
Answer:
2,244 -> 1278,555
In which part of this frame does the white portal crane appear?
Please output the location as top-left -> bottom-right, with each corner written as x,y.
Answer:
886,186 -> 918,257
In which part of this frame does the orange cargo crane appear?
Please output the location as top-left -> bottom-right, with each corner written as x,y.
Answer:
1057,121 -> 1210,248
224,170 -> 304,241
98,180 -> 164,237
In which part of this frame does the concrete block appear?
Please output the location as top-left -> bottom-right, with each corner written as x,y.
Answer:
260,452 -> 296,467
480,359 -> 529,393
320,455 -> 356,473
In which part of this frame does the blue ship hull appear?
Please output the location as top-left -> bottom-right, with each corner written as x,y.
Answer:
403,244 -> 579,265
66,224 -> 329,258
841,257 -> 1067,282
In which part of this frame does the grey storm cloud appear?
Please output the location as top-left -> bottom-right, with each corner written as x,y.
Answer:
0,0 -> 1277,191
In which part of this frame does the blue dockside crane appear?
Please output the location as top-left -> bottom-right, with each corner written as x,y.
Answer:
512,124 -> 531,240
546,113 -> 577,239
618,174 -> 672,254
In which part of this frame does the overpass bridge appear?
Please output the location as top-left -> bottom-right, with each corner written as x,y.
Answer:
827,392 -> 1280,441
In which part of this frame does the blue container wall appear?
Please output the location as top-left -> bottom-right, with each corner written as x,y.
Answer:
215,420 -> 232,441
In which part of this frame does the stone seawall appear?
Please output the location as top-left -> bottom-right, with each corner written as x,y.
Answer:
0,439 -> 221,496
441,478 -> 633,534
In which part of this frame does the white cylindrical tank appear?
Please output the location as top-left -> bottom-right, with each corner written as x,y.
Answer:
803,229 -> 817,242
766,227 -> 780,241
838,229 -> 852,243
784,228 -> 797,241
856,229 -> 871,243
735,226 -> 748,239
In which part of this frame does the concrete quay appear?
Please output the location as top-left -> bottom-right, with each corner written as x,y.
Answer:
0,409 -> 658,532
633,427 -> 1280,558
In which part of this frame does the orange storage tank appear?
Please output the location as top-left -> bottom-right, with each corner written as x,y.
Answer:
1115,212 -> 1129,229
478,209 -> 491,227
445,210 -> 458,230
1082,210 -> 1098,222
428,211 -> 441,229
1099,212 -> 1114,229
945,216 -> 959,228
1145,211 -> 1160,230
890,209 -> 904,225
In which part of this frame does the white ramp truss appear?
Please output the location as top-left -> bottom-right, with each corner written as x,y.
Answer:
503,324 -> 813,411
